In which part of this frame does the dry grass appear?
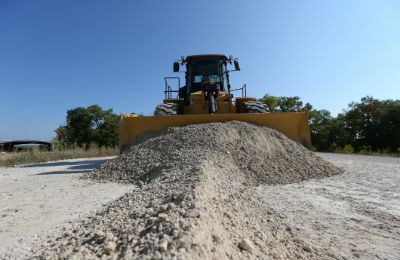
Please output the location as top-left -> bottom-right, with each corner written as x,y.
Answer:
0,148 -> 119,167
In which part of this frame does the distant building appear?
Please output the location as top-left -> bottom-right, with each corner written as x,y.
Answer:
0,140 -> 52,152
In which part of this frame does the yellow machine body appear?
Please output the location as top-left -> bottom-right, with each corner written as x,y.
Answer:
120,111 -> 311,151
162,91 -> 256,114
119,54 -> 311,151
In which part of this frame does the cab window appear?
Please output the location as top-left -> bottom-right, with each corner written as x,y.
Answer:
222,63 -> 228,92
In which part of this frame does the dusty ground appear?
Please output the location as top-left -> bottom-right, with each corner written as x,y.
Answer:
4,122 -> 342,260
257,152 -> 400,259
0,157 -> 134,256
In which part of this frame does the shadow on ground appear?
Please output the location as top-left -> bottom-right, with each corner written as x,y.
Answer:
25,159 -> 110,176
22,158 -> 110,168
35,169 -> 93,176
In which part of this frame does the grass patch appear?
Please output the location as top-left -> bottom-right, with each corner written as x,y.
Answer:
0,147 -> 119,167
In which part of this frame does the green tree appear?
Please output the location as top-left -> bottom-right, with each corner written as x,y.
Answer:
303,102 -> 313,112
59,105 -> 119,148
65,107 -> 93,146
327,114 -> 349,150
258,94 -> 311,112
378,100 -> 400,152
258,94 -> 279,112
54,125 -> 67,143
308,109 -> 333,151
343,96 -> 385,151
95,109 -> 120,147
52,125 -> 68,150
277,96 -> 303,112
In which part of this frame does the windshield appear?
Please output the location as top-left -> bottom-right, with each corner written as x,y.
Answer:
192,57 -> 221,83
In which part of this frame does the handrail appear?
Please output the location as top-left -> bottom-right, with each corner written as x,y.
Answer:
164,77 -> 180,99
230,84 -> 247,97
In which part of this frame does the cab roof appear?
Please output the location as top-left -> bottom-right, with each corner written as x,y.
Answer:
186,54 -> 227,59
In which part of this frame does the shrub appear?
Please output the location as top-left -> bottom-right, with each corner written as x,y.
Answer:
334,146 -> 343,153
343,144 -> 354,154
359,145 -> 372,155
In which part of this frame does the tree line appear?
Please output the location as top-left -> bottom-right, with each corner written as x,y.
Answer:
54,96 -> 400,154
259,94 -> 400,153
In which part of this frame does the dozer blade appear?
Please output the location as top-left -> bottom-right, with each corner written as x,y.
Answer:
120,112 -> 311,151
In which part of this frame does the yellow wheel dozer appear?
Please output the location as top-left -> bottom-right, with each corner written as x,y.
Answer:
120,54 -> 311,151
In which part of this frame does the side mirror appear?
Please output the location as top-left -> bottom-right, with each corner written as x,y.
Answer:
173,62 -> 179,72
234,59 -> 241,71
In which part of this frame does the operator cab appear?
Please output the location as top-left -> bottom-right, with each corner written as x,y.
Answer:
172,54 -> 240,105
187,55 -> 228,94
174,54 -> 235,104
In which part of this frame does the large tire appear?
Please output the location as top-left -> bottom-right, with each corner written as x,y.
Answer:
154,103 -> 179,116
243,101 -> 269,113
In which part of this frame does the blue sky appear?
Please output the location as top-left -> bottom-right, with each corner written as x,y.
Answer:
1,0 -> 399,141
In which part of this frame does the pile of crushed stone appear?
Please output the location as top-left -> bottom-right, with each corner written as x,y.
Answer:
88,121 -> 339,186
14,121 -> 343,260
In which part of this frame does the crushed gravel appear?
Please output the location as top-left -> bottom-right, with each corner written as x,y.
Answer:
87,121 -> 340,186
8,121 -> 343,259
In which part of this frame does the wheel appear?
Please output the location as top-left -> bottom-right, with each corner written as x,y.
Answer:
154,103 -> 179,116
243,101 -> 269,113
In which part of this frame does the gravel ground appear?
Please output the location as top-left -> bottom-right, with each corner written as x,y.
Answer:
0,157 -> 134,257
256,153 -> 400,259
5,121 -> 342,260
1,122 -> 399,260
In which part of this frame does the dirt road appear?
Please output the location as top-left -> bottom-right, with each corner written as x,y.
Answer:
257,153 -> 400,259
0,157 -> 134,255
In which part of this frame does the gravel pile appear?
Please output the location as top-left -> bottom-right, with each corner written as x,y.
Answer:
88,121 -> 339,186
15,121 -> 343,260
